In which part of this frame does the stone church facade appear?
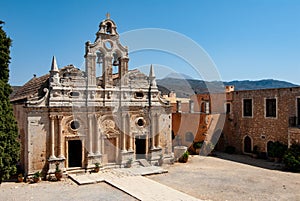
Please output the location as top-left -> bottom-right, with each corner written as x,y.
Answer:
11,15 -> 173,175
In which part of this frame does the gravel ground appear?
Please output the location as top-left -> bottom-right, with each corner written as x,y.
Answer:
148,153 -> 300,201
1,153 -> 299,201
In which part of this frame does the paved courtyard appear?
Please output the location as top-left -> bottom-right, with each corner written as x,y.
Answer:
1,153 -> 300,201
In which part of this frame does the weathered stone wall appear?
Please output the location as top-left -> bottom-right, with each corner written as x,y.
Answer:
27,109 -> 49,174
12,103 -> 27,172
223,87 -> 300,153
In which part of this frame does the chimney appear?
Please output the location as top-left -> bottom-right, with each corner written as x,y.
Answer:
189,100 -> 194,113
176,100 -> 182,113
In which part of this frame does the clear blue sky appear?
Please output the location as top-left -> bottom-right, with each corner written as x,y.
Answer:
1,0 -> 300,86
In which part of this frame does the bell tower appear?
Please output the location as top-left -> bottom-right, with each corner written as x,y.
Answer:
85,13 -> 129,88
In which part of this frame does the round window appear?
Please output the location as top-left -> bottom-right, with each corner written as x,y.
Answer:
137,118 -> 145,127
70,120 -> 80,130
105,41 -> 112,49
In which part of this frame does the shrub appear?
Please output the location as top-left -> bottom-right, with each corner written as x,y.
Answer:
268,141 -> 287,158
193,141 -> 204,149
283,144 -> 300,172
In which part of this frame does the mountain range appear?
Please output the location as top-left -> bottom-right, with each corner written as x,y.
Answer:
157,78 -> 299,98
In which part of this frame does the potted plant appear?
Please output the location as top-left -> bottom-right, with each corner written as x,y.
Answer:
55,163 -> 63,181
179,151 -> 189,163
193,141 -> 203,154
125,158 -> 133,168
33,171 -> 41,183
17,173 -> 24,183
94,162 -> 100,173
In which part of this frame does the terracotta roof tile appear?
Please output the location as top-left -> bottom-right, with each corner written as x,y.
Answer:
10,74 -> 50,102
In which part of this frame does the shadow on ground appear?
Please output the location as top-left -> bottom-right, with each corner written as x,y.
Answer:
214,151 -> 284,171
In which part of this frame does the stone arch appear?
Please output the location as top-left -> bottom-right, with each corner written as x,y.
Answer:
243,135 -> 252,153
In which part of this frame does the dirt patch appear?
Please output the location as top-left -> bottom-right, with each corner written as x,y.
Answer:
148,154 -> 300,201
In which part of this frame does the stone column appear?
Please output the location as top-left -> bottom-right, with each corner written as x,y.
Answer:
49,115 -> 56,160
150,111 -> 155,149
95,120 -> 101,155
155,113 -> 160,148
127,114 -> 133,151
85,53 -> 97,87
121,114 -> 127,152
88,114 -> 94,156
57,115 -> 64,158
102,56 -> 113,87
119,57 -> 129,85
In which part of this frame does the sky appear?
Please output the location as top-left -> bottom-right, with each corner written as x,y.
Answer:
1,0 -> 300,86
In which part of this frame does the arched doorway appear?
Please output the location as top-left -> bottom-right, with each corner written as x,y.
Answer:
244,136 -> 252,153
68,140 -> 82,168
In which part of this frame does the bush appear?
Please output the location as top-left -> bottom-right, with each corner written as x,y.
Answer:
283,144 -> 300,172
193,141 -> 204,149
225,146 -> 235,154
268,141 -> 287,158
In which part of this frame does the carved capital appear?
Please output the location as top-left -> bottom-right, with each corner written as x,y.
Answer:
49,115 -> 56,120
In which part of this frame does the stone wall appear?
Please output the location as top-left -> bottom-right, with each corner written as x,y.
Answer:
223,87 -> 300,154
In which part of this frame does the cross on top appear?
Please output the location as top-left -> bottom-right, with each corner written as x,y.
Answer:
106,12 -> 110,19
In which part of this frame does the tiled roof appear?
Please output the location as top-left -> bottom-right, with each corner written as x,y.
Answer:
10,74 -> 50,102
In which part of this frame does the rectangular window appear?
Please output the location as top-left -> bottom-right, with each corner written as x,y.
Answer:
266,98 -> 276,117
243,99 -> 252,117
226,103 -> 231,114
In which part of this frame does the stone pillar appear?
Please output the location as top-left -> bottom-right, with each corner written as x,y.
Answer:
85,53 -> 97,87
102,56 -> 113,87
150,111 -> 155,149
57,115 -> 64,158
155,113 -> 160,148
95,122 -> 101,155
49,115 -> 56,160
121,113 -> 127,152
176,101 -> 182,113
119,57 -> 129,85
88,114 -> 94,156
127,114 -> 133,151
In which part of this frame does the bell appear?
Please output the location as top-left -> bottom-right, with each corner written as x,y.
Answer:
113,60 -> 119,66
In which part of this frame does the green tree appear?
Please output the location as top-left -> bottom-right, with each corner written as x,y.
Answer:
0,21 -> 20,184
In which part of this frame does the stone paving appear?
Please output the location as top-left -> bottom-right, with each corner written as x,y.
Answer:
69,166 -> 201,201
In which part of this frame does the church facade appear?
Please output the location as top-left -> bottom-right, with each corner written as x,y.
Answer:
11,15 -> 173,175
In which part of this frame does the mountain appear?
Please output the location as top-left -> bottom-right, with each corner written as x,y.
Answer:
157,78 -> 299,98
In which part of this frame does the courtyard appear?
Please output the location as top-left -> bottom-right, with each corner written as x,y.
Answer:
1,153 -> 300,201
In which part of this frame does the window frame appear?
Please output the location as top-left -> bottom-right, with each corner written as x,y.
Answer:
243,98 -> 253,118
265,98 -> 277,118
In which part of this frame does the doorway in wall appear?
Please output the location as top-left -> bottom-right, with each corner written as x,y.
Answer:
244,136 -> 252,153
135,136 -> 146,159
104,138 -> 117,163
68,140 -> 82,168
